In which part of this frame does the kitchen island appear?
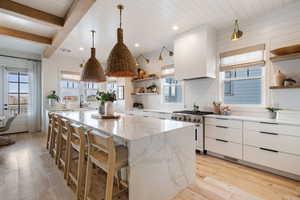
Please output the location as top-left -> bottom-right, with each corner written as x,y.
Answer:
53,110 -> 196,200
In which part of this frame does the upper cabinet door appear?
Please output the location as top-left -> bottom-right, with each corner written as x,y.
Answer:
174,25 -> 217,80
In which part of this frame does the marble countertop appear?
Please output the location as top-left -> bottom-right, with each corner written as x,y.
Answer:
205,114 -> 300,126
53,110 -> 194,141
128,109 -> 174,114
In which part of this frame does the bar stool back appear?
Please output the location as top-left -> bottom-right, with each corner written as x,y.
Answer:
84,130 -> 128,200
57,118 -> 71,179
46,112 -> 54,150
49,115 -> 60,159
66,123 -> 87,200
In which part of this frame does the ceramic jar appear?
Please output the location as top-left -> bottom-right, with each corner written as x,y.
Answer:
105,101 -> 114,116
98,103 -> 105,115
275,70 -> 286,86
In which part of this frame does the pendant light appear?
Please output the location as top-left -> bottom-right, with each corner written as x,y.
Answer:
106,5 -> 136,77
81,30 -> 106,82
231,19 -> 243,41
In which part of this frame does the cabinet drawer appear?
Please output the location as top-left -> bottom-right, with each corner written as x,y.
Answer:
205,138 -> 243,160
205,125 -> 242,144
244,130 -> 300,156
245,121 -> 300,137
205,118 -> 242,129
244,145 -> 300,176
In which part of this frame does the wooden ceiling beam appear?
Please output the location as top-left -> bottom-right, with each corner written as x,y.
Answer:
0,0 -> 64,28
43,0 -> 96,58
0,26 -> 52,45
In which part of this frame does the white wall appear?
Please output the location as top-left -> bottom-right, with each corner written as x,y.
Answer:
41,54 -> 82,130
137,2 -> 300,115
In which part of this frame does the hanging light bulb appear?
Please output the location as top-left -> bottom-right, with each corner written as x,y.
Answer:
106,5 -> 136,77
231,19 -> 243,41
81,30 -> 106,82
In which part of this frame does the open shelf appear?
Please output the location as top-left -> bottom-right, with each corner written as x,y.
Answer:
270,85 -> 300,89
270,52 -> 300,62
131,92 -> 159,95
132,76 -> 159,82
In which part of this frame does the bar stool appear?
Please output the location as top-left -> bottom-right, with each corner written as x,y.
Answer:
49,115 -> 60,160
46,112 -> 54,150
84,130 -> 128,200
66,123 -> 87,200
57,118 -> 71,179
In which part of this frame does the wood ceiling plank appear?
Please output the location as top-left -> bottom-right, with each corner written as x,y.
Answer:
43,0 -> 96,58
0,26 -> 52,45
0,0 -> 64,28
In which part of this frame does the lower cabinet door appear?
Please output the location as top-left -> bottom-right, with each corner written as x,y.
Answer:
205,137 -> 243,160
244,145 -> 300,176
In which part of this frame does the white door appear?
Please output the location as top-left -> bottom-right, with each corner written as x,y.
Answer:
1,67 -> 31,134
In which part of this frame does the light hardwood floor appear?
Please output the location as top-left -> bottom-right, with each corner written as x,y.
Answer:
0,133 -> 299,200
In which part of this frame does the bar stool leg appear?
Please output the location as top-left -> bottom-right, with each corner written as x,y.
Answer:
105,165 -> 115,200
84,157 -> 92,200
46,124 -> 51,149
76,150 -> 85,200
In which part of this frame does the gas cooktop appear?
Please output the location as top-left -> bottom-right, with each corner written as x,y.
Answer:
173,110 -> 213,115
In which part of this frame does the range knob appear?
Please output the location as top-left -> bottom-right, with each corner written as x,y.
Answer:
187,118 -> 191,122
193,119 -> 197,122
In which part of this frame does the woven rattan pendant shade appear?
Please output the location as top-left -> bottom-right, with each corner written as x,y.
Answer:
106,5 -> 136,77
81,31 -> 106,82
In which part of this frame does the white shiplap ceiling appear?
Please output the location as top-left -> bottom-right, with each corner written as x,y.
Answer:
59,0 -> 297,60
0,0 -> 297,58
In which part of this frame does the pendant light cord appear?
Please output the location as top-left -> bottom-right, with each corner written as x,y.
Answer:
91,30 -> 95,48
117,5 -> 124,28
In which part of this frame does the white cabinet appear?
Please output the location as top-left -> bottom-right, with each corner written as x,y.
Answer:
244,145 -> 300,176
206,138 -> 243,160
205,116 -> 300,177
174,25 -> 216,80
205,118 -> 243,159
244,121 -> 300,176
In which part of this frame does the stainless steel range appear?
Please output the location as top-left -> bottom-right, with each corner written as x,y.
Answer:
171,110 -> 213,152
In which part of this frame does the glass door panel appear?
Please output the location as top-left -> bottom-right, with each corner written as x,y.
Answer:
2,69 -> 31,133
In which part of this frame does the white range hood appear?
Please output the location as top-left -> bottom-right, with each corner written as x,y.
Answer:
174,25 -> 217,80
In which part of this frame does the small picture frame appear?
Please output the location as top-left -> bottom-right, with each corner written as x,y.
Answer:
117,86 -> 124,100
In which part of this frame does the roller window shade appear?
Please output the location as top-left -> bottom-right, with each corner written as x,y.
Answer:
61,71 -> 81,81
220,44 -> 266,72
161,64 -> 175,77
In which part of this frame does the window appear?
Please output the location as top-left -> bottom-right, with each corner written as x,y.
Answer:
161,65 -> 183,104
162,77 -> 183,103
220,44 -> 265,105
7,72 -> 29,114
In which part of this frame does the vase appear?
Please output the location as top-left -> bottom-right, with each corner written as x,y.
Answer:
269,112 -> 277,119
275,70 -> 286,86
105,101 -> 114,116
98,103 -> 105,115
48,99 -> 56,107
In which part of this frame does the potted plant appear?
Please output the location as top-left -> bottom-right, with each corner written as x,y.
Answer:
96,91 -> 116,115
266,107 -> 281,119
47,90 -> 60,106
146,83 -> 158,93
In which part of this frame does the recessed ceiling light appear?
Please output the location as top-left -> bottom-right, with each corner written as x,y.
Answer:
172,25 -> 179,30
134,43 -> 140,47
79,47 -> 84,51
